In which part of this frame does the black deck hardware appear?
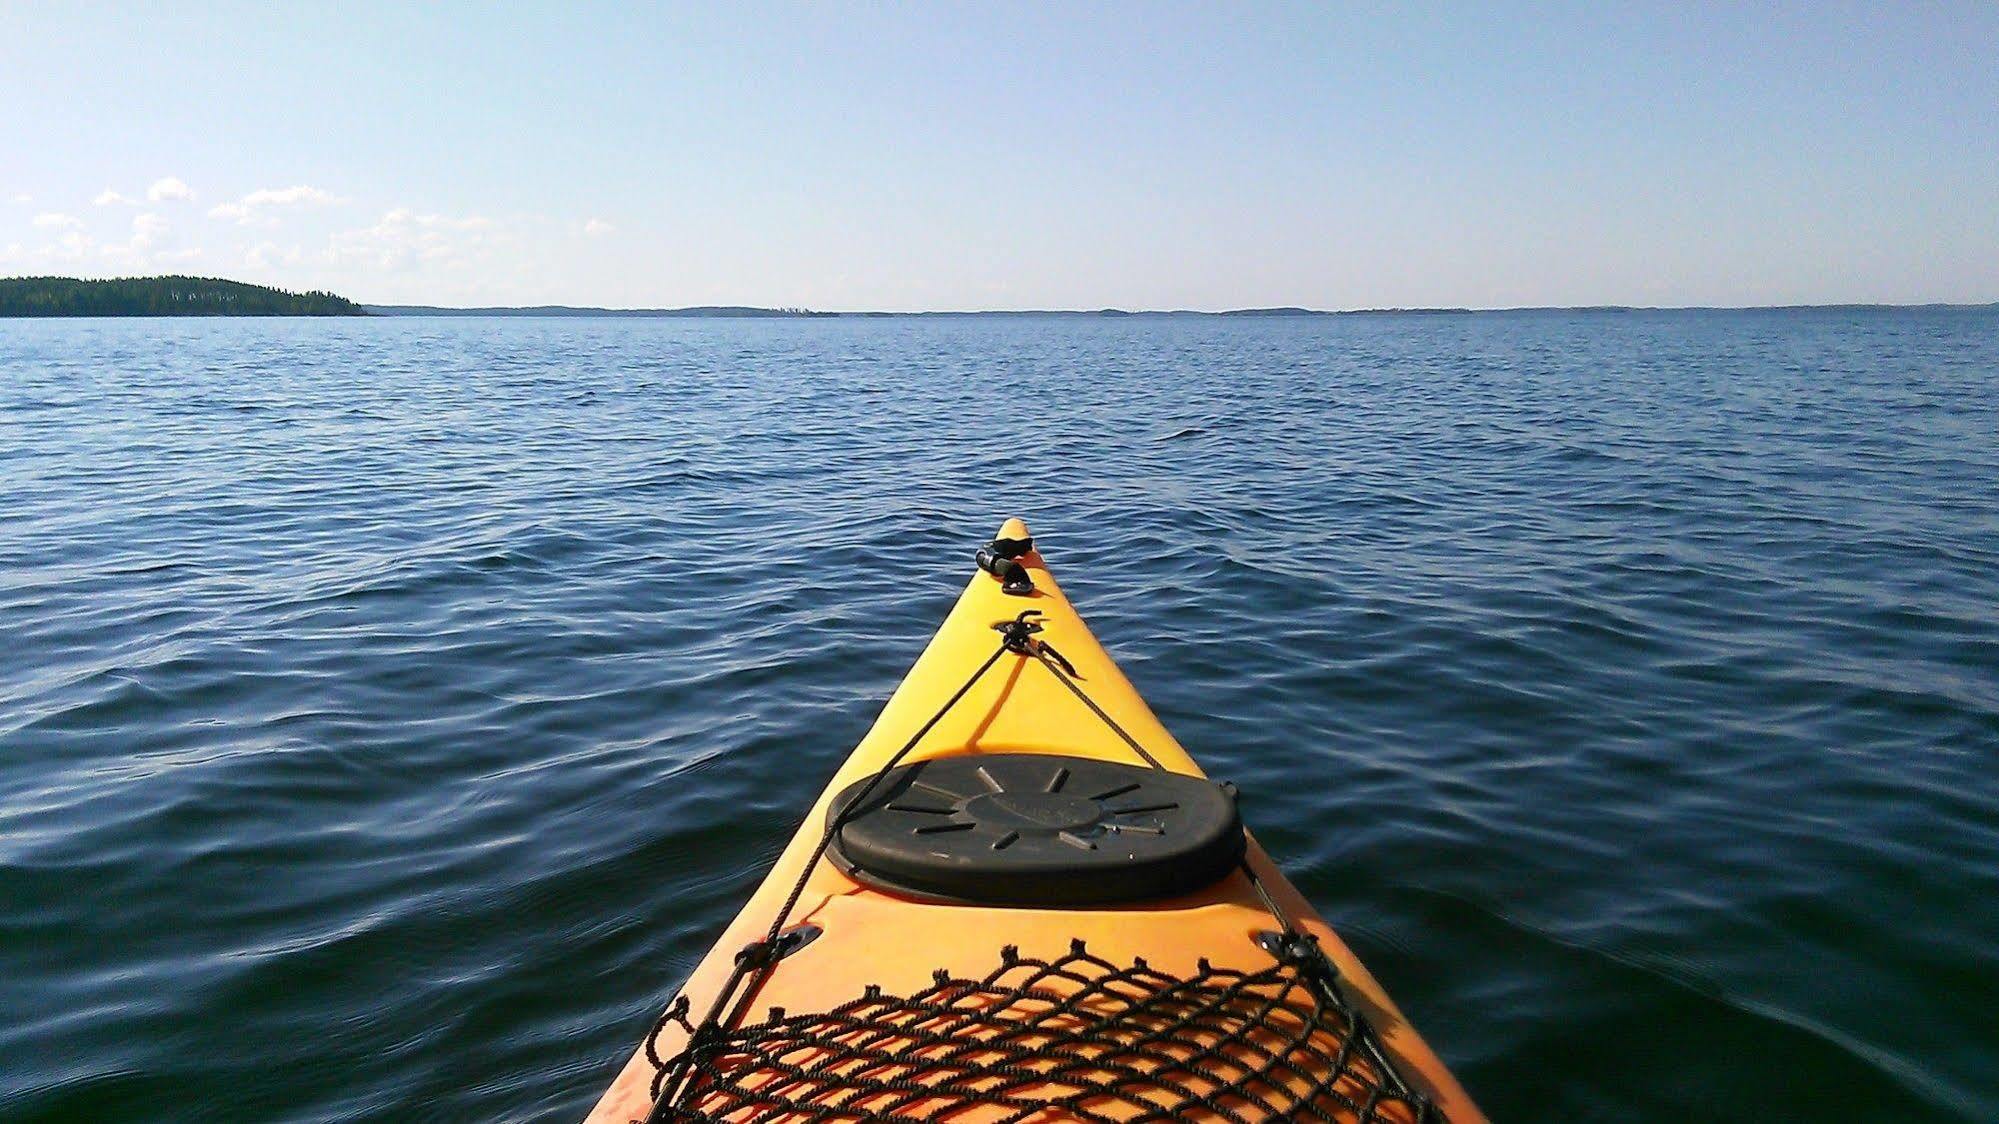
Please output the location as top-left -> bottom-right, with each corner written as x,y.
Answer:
825,752 -> 1245,905
976,543 -> 1036,594
988,531 -> 1034,558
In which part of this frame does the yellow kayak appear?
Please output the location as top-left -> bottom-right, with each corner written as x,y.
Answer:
587,520 -> 1482,1123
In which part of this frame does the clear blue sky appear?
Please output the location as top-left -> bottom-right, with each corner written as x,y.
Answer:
3,3 -> 1994,309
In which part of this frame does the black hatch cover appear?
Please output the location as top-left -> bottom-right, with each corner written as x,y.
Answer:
825,752 -> 1244,906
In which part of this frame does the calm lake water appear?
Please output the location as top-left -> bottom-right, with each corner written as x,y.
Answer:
3,311 -> 1996,1122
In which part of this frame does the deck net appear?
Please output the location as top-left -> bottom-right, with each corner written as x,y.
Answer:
642,939 -> 1440,1123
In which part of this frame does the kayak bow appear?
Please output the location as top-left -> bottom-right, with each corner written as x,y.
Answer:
586,520 -> 1482,1123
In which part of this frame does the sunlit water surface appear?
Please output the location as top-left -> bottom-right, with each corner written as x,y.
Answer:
3,311 -> 1995,1121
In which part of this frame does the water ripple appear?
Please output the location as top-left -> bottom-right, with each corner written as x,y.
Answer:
2,310 -> 1996,1121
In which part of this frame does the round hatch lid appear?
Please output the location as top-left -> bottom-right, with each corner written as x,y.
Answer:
826,752 -> 1243,906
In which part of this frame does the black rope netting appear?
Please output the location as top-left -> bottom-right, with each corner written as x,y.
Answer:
641,938 -> 1440,1124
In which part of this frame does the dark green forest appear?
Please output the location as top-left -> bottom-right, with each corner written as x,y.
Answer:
0,276 -> 365,317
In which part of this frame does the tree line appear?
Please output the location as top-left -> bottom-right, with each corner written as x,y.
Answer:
0,275 -> 365,317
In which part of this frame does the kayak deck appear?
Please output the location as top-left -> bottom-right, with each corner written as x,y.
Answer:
585,521 -> 1481,1123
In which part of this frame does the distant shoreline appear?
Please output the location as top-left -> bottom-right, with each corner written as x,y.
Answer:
3,277 -> 1991,319
367,301 -> 1999,318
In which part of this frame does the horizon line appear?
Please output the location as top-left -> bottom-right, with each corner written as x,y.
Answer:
6,277 -> 1995,318
364,300 -> 1999,317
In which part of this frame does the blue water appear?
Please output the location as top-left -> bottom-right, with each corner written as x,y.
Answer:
2,310 -> 1995,1122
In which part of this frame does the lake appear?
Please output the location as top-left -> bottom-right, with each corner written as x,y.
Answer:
3,310 -> 1995,1121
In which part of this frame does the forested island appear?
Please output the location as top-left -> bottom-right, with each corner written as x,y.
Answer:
0,276 -> 365,317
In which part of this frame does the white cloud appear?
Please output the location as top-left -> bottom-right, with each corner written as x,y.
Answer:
10,193 -> 32,205
90,213 -> 179,267
246,241 -> 299,270
94,189 -> 136,207
25,228 -> 97,262
2,211 -> 188,272
147,176 -> 195,202
583,217 -> 615,238
208,184 -> 347,224
5,211 -> 187,270
311,205 -> 503,278
324,207 -> 495,270
131,213 -> 169,249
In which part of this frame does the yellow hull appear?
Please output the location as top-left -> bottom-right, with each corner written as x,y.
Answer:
586,521 -> 1482,1123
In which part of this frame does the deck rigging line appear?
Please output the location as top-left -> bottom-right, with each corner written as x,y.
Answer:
639,609 -> 1441,1123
